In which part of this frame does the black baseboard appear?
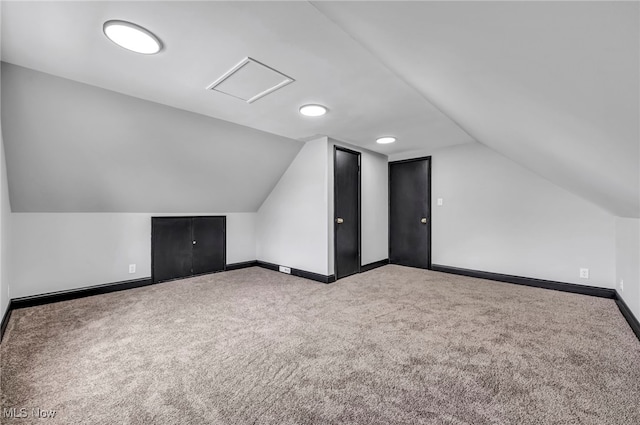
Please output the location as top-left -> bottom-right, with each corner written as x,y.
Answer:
615,292 -> 640,341
361,259 -> 390,273
3,262 -> 637,344
257,261 -> 336,284
432,264 -> 640,342
1,301 -> 13,343
225,261 -> 259,271
11,277 -> 153,310
0,277 -> 153,343
431,264 -> 616,299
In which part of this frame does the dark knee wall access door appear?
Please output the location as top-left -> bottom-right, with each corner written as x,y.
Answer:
192,217 -> 226,276
152,216 -> 226,283
389,157 -> 431,269
334,147 -> 361,280
152,217 -> 193,283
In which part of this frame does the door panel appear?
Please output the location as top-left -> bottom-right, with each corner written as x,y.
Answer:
192,216 -> 226,276
334,147 -> 360,279
152,217 -> 193,283
389,158 -> 431,269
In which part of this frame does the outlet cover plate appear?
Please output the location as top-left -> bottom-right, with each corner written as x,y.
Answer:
279,266 -> 291,274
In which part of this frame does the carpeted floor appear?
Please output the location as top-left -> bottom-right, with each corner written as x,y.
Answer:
1,265 -> 639,424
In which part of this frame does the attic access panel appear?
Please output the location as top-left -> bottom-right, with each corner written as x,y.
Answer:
207,57 -> 294,103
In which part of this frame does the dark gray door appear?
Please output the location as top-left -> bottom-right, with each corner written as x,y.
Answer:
152,216 -> 226,283
334,147 -> 361,280
389,157 -> 431,269
152,217 -> 193,283
192,216 -> 226,276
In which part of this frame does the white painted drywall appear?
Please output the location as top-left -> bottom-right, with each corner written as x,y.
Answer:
328,139 -> 388,274
256,137 -> 330,275
0,130 -> 10,319
616,218 -> 640,320
256,136 -> 388,277
1,1 -> 473,158
1,63 -> 302,212
9,213 -> 256,298
430,143 -> 616,288
316,1 -> 640,218
0,36 -> 10,319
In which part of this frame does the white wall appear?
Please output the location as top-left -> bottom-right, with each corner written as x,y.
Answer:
0,129 -> 10,318
328,139 -> 388,274
256,136 -> 389,277
256,137 -> 330,275
0,19 -> 11,319
430,143 -> 616,288
616,218 -> 640,320
10,212 -> 256,298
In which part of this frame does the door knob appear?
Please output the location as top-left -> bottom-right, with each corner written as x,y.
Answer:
193,240 -> 197,244
421,218 -> 428,224
336,218 -> 344,224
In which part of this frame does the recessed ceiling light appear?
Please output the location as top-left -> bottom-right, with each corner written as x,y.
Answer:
299,104 -> 327,117
103,20 -> 162,54
376,137 -> 396,144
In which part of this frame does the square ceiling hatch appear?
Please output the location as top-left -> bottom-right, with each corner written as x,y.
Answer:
207,57 -> 294,103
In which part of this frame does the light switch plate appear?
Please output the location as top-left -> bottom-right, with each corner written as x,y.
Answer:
437,198 -> 443,206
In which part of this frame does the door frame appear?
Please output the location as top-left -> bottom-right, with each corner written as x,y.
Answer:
333,146 -> 362,280
388,156 -> 432,269
151,215 -> 227,284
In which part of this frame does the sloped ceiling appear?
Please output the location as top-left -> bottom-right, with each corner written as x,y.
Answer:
313,1 -> 639,218
1,63 -> 301,212
1,1 -> 637,217
0,1 -> 472,155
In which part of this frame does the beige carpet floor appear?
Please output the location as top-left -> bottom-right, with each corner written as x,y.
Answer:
1,265 -> 639,424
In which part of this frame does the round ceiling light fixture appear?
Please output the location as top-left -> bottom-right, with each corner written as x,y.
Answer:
376,136 -> 396,144
103,20 -> 162,54
299,104 -> 328,117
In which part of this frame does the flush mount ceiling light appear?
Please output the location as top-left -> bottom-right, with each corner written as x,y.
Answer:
103,20 -> 162,54
299,104 -> 328,117
376,136 -> 396,144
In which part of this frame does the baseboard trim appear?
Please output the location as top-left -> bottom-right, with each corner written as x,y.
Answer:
11,277 -> 153,310
431,264 -> 616,299
361,259 -> 390,273
615,292 -> 640,341
257,261 -> 336,284
1,301 -> 13,343
225,260 -> 259,271
3,262 -> 635,344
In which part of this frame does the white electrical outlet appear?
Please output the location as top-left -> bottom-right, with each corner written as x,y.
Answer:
437,198 -> 444,206
128,264 -> 136,274
620,279 -> 624,292
279,266 -> 291,274
579,268 -> 589,279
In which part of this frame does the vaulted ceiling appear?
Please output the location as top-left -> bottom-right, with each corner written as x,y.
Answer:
1,1 -> 637,216
314,1 -> 639,218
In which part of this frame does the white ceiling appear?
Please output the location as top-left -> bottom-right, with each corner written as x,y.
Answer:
314,1 -> 639,217
2,63 -> 302,212
1,1 -> 637,217
0,0 -> 473,156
